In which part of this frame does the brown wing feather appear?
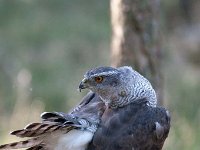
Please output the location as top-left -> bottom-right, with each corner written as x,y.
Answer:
0,124 -> 75,150
26,145 -> 44,150
0,137 -> 42,149
10,123 -> 68,138
0,92 -> 104,150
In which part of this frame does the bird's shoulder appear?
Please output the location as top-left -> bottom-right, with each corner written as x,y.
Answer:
88,100 -> 170,150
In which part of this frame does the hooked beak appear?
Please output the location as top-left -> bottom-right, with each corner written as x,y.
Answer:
78,78 -> 88,92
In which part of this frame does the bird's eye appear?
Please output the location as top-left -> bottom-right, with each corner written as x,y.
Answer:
94,76 -> 104,83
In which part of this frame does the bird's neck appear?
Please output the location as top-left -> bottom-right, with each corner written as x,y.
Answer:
100,87 -> 157,109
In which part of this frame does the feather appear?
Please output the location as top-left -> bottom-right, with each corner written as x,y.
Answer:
0,137 -> 42,149
41,112 -> 68,124
0,124 -> 76,150
26,145 -> 44,150
87,99 -> 170,150
0,92 -> 103,150
10,123 -> 74,138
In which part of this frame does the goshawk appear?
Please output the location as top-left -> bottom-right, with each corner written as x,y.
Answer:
0,66 -> 170,150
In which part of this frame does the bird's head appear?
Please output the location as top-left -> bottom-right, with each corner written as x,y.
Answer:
79,66 -> 157,108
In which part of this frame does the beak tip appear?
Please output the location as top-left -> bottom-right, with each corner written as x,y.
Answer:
78,78 -> 88,92
77,87 -> 82,92
78,82 -> 85,92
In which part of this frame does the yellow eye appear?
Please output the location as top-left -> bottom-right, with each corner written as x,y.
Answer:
94,76 -> 104,83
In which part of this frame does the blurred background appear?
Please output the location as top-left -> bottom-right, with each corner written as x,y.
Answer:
0,0 -> 200,149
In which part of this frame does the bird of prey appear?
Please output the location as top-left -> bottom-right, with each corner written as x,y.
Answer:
0,66 -> 170,150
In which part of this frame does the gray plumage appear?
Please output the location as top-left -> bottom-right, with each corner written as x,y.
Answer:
0,66 -> 170,150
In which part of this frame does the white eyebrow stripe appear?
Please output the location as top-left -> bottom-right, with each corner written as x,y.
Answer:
87,71 -> 119,78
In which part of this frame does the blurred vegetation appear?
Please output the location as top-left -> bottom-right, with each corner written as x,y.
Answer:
0,0 -> 200,149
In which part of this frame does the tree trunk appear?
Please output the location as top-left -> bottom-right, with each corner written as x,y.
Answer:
110,0 -> 164,105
